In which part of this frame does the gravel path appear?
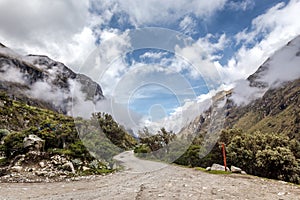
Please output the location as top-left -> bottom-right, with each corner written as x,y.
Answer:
0,151 -> 299,200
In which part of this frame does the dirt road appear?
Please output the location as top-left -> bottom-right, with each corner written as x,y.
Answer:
0,151 -> 299,200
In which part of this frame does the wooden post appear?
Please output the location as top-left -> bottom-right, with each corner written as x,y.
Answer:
222,143 -> 227,171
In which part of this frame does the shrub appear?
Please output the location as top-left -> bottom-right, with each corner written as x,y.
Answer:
3,132 -> 27,158
227,131 -> 300,183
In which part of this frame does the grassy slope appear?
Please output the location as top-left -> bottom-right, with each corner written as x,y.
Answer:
232,79 -> 300,139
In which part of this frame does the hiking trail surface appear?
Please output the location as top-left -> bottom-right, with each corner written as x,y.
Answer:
1,151 -> 299,200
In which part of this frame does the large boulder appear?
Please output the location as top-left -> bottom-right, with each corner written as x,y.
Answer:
211,163 -> 230,171
23,134 -> 44,151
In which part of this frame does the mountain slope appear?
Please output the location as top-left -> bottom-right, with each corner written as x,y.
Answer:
175,35 -> 300,183
0,44 -> 137,182
180,35 -> 300,139
0,45 -> 104,114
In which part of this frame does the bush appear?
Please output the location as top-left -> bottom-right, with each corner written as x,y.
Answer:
255,147 -> 300,183
3,132 -> 27,158
134,145 -> 151,154
0,129 -> 10,140
227,131 -> 300,183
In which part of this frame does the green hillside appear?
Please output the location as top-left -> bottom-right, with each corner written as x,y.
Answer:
0,92 -> 136,176
174,79 -> 300,184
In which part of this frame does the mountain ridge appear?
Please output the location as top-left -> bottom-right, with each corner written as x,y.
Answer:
0,45 -> 104,114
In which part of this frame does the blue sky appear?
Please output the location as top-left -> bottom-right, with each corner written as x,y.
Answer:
88,0 -> 290,118
0,0 -> 300,131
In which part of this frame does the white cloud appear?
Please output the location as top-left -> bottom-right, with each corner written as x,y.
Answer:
221,0 -> 300,83
227,0 -> 255,11
140,52 -> 168,60
78,30 -> 131,93
174,34 -> 227,86
0,64 -> 26,85
258,35 -> 300,87
230,79 -> 265,106
138,0 -> 300,130
179,15 -> 197,35
28,81 -> 69,109
230,35 -> 300,106
0,0 -> 95,70
91,0 -> 227,26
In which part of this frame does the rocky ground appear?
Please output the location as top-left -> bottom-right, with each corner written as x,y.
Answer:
0,151 -> 300,200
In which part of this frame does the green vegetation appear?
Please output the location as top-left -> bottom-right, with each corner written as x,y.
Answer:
227,131 -> 300,183
76,113 -> 136,162
0,92 -> 137,169
134,127 -> 177,161
172,129 -> 300,184
171,79 -> 300,184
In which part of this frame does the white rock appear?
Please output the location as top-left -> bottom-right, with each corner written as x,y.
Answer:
23,134 -> 44,151
231,166 -> 242,173
62,162 -> 75,174
277,192 -> 287,196
206,167 -> 211,171
39,161 -> 45,168
112,163 -> 117,170
211,164 -> 230,171
82,166 -> 90,171
35,170 -> 47,176
241,171 -> 247,175
11,166 -> 23,173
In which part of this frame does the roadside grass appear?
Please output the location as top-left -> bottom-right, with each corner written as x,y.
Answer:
194,167 -> 232,175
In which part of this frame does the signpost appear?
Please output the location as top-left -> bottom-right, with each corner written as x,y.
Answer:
221,143 -> 227,171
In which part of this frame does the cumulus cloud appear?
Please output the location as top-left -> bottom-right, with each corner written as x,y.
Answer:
79,30 -> 131,83
227,0 -> 255,11
179,15 -> 197,36
140,0 -> 300,130
0,0 -> 96,69
220,0 -> 300,84
1,0 -> 300,135
140,52 -> 169,60
174,34 -> 227,87
90,0 -> 227,27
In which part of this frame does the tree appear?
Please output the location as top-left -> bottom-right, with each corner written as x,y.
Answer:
136,127 -> 175,157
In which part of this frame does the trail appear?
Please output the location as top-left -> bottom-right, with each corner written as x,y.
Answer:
1,151 -> 299,200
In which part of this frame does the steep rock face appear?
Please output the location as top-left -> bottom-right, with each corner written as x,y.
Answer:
0,45 -> 104,114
